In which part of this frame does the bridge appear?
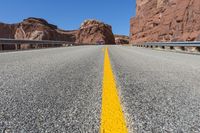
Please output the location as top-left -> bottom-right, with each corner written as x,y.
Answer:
0,40 -> 200,132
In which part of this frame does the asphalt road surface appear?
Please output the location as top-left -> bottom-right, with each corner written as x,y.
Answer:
0,46 -> 200,133
0,46 -> 104,133
109,46 -> 200,133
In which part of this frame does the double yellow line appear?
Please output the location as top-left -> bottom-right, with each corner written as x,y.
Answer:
100,47 -> 128,133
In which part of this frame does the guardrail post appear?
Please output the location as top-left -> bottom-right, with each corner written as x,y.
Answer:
15,44 -> 18,51
197,46 -> 200,52
0,44 -> 2,51
18,43 -> 22,50
158,46 -> 165,49
36,43 -> 38,49
164,46 -> 171,50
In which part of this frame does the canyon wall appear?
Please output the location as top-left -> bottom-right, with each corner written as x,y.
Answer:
130,0 -> 200,43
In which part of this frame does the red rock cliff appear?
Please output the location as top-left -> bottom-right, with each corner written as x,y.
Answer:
130,0 -> 200,43
76,20 -> 115,44
0,23 -> 18,50
15,18 -> 76,42
0,18 -> 116,45
0,23 -> 17,38
115,35 -> 129,44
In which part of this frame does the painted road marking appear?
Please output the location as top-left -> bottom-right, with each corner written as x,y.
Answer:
100,47 -> 128,133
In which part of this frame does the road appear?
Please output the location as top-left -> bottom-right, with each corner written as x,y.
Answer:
0,46 -> 200,132
0,46 -> 104,133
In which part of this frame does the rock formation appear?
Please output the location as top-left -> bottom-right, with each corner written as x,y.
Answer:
0,18 -> 78,50
14,18 -> 76,42
0,23 -> 17,38
115,35 -> 129,44
0,18 -> 116,49
76,20 -> 115,44
0,23 -> 18,50
130,0 -> 200,43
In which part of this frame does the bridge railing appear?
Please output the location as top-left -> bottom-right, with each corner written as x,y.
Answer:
134,42 -> 200,52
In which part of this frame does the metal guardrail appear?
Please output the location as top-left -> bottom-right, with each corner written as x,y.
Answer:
133,41 -> 200,53
0,38 -> 72,45
0,38 -> 100,51
0,38 -> 77,51
135,42 -> 200,47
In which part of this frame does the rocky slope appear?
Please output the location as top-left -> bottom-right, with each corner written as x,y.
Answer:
115,35 -> 129,44
76,20 -> 115,44
130,0 -> 200,43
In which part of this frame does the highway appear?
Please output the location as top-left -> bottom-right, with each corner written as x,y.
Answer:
0,46 -> 200,132
109,46 -> 200,133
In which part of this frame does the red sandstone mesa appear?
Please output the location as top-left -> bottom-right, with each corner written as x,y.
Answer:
115,34 -> 129,44
0,18 -> 77,50
130,0 -> 200,43
76,19 -> 115,44
15,18 -> 77,42
0,18 -> 117,50
0,23 -> 17,50
15,18 -> 77,49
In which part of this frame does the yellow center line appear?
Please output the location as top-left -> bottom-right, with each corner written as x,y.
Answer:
100,47 -> 128,133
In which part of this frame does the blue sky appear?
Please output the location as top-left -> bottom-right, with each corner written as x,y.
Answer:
0,0 -> 136,35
